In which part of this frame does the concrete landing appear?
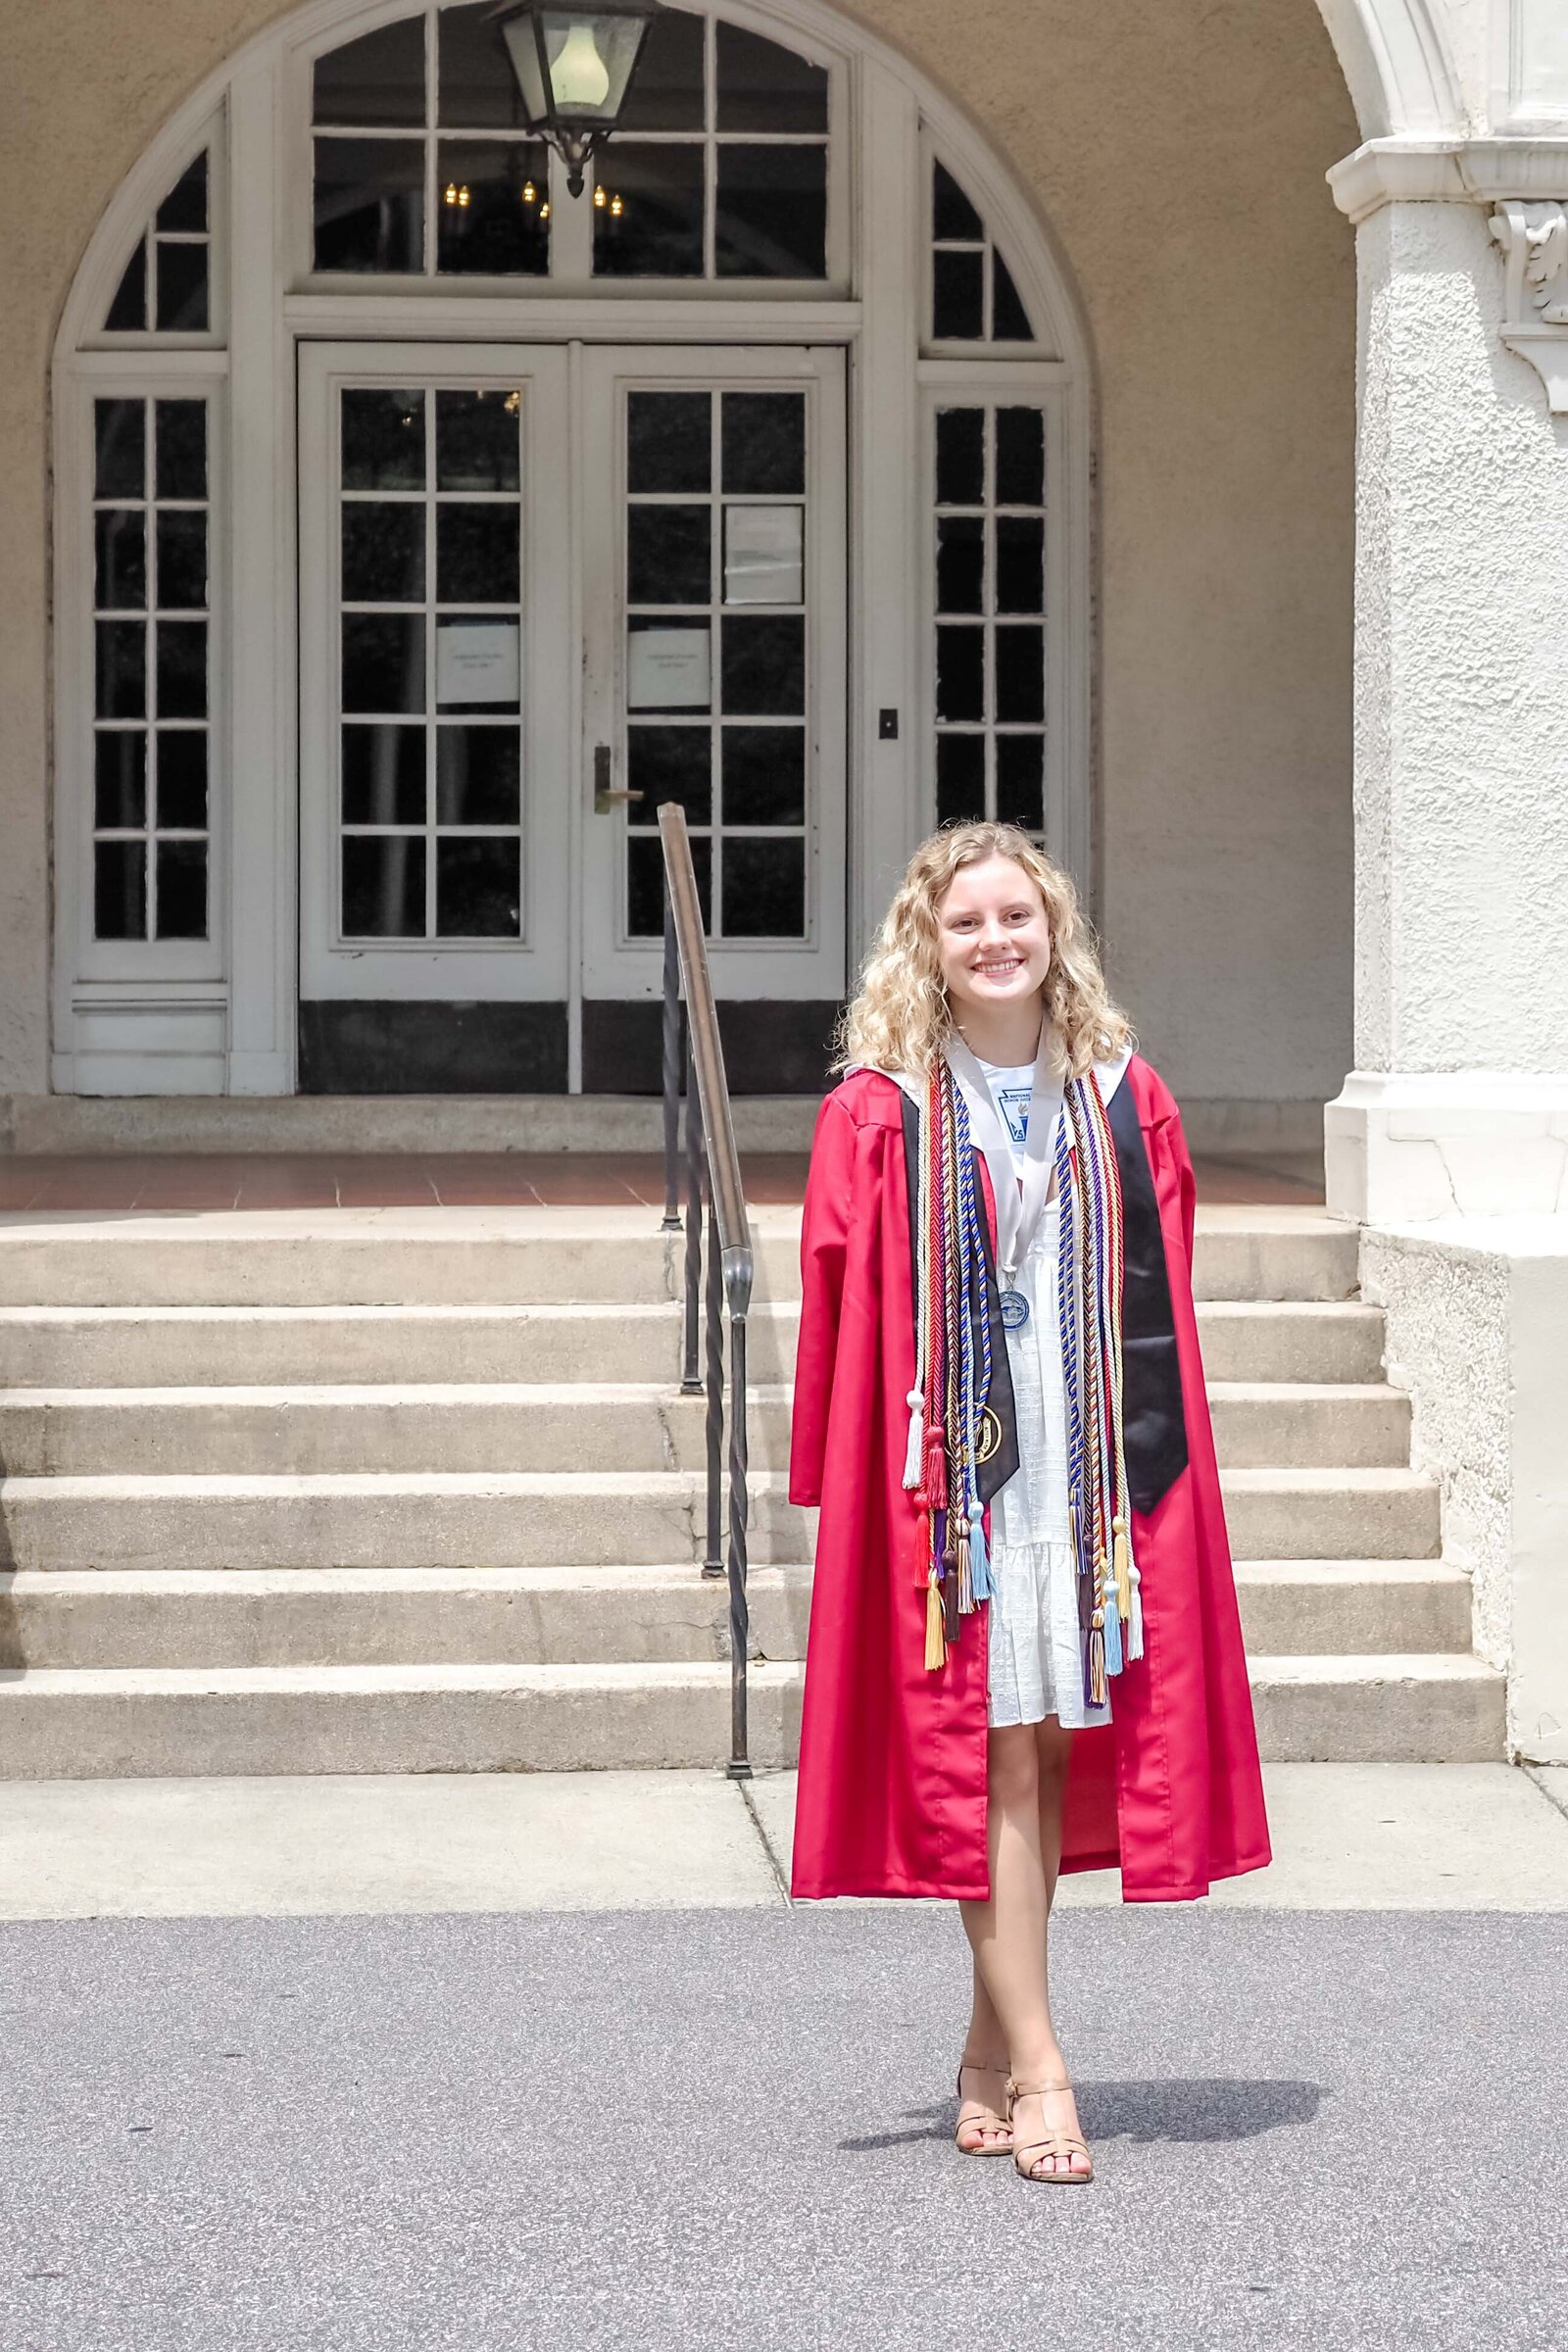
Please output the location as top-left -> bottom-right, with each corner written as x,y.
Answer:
0,1763 -> 1563,1921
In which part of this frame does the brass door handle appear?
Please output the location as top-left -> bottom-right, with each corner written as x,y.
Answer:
593,743 -> 644,815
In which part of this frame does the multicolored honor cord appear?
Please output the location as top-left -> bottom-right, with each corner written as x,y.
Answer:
905,1055 -> 1143,1696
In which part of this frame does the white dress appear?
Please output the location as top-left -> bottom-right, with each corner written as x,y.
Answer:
976,1058 -> 1112,1735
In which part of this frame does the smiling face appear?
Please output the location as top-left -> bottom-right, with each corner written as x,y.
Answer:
934,855 -> 1053,1036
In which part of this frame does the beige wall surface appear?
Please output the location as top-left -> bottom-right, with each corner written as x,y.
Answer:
0,0 -> 1358,1110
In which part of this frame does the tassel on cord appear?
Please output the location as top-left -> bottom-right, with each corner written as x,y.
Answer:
924,1578 -> 948,1670
910,1497 -> 931,1588
923,1429 -> 948,1513
1088,1617 -> 1107,1707
1112,1514 -> 1132,1626
902,1390 -> 925,1490
967,1506 -> 991,1602
956,1528 -> 973,1615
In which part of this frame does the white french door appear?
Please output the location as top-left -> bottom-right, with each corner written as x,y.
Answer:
297,339 -> 845,1091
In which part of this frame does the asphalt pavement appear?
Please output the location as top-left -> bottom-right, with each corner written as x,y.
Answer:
2,1903 -> 1564,2352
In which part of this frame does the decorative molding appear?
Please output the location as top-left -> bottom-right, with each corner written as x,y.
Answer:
1327,136 -> 1568,223
1492,199 -> 1568,413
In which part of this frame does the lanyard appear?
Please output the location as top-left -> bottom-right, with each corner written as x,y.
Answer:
945,1026 -> 1064,1289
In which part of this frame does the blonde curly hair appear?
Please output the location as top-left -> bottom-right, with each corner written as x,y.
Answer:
836,823 -> 1132,1081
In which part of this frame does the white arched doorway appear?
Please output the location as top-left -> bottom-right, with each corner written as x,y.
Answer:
52,0 -> 1092,1098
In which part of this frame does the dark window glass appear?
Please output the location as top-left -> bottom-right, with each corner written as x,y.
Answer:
722,838 -> 805,936
156,401 -> 207,500
157,153 -> 209,233
343,613 -> 426,712
157,730 -> 209,829
626,725 -> 710,826
95,400 -> 145,499
933,248 -> 984,340
936,733 -> 986,827
995,626 -> 1045,723
714,146 -> 826,278
156,620 -> 208,720
628,832 -> 709,936
96,512 -> 146,612
996,734 -> 1045,832
342,389 -> 425,491
95,839 -> 147,940
342,835 -> 426,936
436,614 -> 520,710
105,243 -> 147,332
96,621 -> 146,719
935,409 -> 984,508
618,8 -> 705,129
715,24 -> 827,132
627,504 -> 710,606
437,390 -> 520,491
314,138 -> 425,272
591,143 -> 704,277
342,503 -> 425,603
438,2 -> 526,126
436,725 -> 520,823
992,252 -> 1034,341
436,504 -> 519,603
314,18 -> 427,124
996,408 -> 1045,507
156,511 -> 208,612
935,515 -> 984,615
996,515 -> 1044,614
154,242 -> 209,333
721,392 -> 805,495
436,143 -> 550,274
723,725 -> 805,824
95,732 -> 146,829
933,163 -> 982,244
343,722 -> 426,825
156,839 -> 208,939
722,615 -> 804,715
628,392 -> 710,494
935,626 -> 984,723
436,837 -> 520,936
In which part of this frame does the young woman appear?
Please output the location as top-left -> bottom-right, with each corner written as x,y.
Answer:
789,823 -> 1270,2184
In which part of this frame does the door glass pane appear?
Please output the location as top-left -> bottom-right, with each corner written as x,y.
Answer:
436,505 -> 520,603
937,732 -> 985,826
343,614 -> 426,712
157,731 -> 209,829
935,409 -> 984,507
628,392 -> 710,494
627,504 -> 710,606
722,726 -> 805,824
437,390 -> 520,491
96,622 -> 146,718
155,402 -> 207,500
343,390 -> 425,490
627,725 -> 710,826
342,504 -> 425,603
155,621 -> 207,720
996,515 -> 1044,614
935,515 -> 984,614
315,138 -> 425,272
342,724 -> 425,824
156,839 -> 208,939
997,408 -> 1046,506
95,733 -> 146,830
935,625 -> 984,723
714,147 -> 827,279
436,837 -> 520,936
628,832 -> 709,937
996,734 -> 1045,831
721,394 -> 804,495
94,840 -> 147,940
436,726 -> 521,823
96,512 -> 146,611
995,625 -> 1044,723
95,401 -> 145,498
343,836 -> 426,936
591,143 -> 704,276
156,511 -> 208,611
722,839 -> 805,936
721,615 -> 804,715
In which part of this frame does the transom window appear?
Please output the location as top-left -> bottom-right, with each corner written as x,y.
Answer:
311,4 -> 829,279
930,159 -> 1034,344
104,153 -> 213,334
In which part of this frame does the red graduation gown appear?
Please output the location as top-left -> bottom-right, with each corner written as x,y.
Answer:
788,1054 -> 1271,1902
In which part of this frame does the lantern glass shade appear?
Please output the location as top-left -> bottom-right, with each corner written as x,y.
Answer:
499,7 -> 655,129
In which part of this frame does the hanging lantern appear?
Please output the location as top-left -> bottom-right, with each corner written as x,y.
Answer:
489,1 -> 662,199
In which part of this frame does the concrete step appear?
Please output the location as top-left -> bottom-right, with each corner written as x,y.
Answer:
0,1558 -> 1468,1670
0,1206 -> 1353,1309
0,1298 -> 1377,1389
0,1650 -> 1501,1778
0,1377 -> 1407,1476
0,1384 -> 797,1478
0,1465 -> 1436,1573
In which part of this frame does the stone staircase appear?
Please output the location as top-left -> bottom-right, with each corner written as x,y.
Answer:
0,1203 -> 1503,1775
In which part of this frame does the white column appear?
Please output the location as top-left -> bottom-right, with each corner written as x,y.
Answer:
1326,162 -> 1568,1220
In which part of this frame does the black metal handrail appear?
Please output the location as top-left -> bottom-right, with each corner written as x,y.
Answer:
658,803 -> 756,1781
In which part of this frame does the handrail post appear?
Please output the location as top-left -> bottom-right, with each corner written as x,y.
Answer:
725,1299 -> 752,1779
702,1190 -> 724,1579
680,1029 -> 703,1396
660,895 -> 682,1231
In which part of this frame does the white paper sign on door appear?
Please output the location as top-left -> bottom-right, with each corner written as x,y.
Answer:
627,625 -> 711,710
436,620 -> 520,706
724,505 -> 804,605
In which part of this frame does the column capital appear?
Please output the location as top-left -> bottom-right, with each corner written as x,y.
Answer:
1327,136 -> 1568,224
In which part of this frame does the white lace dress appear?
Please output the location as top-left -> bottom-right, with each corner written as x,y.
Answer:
977,1066 -> 1112,1734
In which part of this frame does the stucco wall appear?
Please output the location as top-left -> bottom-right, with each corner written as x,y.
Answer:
0,0 -> 1358,1109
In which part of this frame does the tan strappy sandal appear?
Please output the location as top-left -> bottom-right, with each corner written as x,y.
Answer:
1005,2078 -> 1094,2183
954,2057 -> 1013,2156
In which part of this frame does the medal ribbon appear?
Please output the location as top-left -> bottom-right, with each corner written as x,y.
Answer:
944,1026 -> 1063,1290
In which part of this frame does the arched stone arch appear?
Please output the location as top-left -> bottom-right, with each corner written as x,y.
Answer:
1313,0 -> 1467,139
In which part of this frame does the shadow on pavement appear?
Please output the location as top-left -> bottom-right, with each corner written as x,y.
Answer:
839,2076 -> 1324,2154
